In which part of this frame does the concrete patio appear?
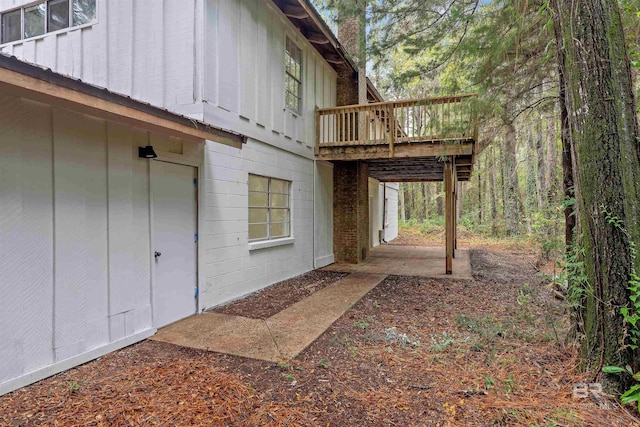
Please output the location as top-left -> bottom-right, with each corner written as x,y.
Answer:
151,244 -> 472,362
322,245 -> 472,280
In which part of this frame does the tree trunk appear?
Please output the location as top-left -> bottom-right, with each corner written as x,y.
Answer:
526,124 -> 539,232
436,191 -> 443,216
503,123 -> 520,236
551,0 -> 640,388
537,116 -> 547,211
399,184 -> 406,222
488,147 -> 498,234
546,114 -> 558,208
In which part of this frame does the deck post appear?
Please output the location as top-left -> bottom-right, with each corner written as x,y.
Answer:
453,159 -> 458,258
387,104 -> 394,157
445,158 -> 453,274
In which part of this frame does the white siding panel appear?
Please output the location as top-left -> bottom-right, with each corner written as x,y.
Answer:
218,0 -> 240,112
204,0 -> 219,104
78,117 -> 109,351
10,43 -> 21,57
35,36 -> 56,70
284,112 -> 295,140
0,96 -> 54,383
304,50 -> 315,147
53,109 -> 90,360
255,10 -> 270,127
21,40 -> 36,63
133,0 -> 164,106
81,20 -> 109,87
106,124 -> 137,330
69,30 -> 83,79
55,33 -> 70,76
130,141 -> 152,333
270,14 -> 284,134
323,66 -> 332,107
107,0 -> 134,95
164,0 -> 195,106
239,0 -> 257,119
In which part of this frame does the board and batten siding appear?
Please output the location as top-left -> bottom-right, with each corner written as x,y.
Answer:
0,0 -> 339,159
0,0 -> 201,118
0,92 -> 181,395
0,0 -> 340,314
203,0 -> 337,160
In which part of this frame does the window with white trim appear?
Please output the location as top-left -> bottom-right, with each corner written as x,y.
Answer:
285,37 -> 302,115
248,174 -> 291,242
1,0 -> 96,44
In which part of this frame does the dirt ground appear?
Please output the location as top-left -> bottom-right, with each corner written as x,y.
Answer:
1,231 -> 639,426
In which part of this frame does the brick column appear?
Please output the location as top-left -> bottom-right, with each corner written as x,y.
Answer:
334,161 -> 369,263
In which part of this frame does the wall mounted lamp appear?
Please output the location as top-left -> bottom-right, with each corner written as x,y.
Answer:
138,146 -> 158,159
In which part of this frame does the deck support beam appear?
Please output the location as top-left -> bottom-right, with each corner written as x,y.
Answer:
445,158 -> 455,274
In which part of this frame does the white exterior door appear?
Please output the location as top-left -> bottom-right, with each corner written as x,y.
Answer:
151,161 -> 198,328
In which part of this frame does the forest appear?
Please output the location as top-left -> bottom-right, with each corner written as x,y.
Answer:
318,0 -> 640,407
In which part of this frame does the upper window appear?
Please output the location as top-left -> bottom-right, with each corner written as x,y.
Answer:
1,0 -> 96,44
248,174 -> 291,242
285,37 -> 302,115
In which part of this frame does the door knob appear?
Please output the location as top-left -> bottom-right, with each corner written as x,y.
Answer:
154,251 -> 162,258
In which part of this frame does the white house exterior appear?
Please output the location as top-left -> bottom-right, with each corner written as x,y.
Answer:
0,0 -> 397,395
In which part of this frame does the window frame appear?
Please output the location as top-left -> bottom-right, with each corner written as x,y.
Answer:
284,36 -> 303,116
0,0 -> 96,46
248,174 -> 292,243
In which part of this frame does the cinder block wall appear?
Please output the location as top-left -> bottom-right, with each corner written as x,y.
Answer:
333,161 -> 369,263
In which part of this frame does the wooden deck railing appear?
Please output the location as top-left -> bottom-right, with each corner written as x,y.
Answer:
315,94 -> 478,155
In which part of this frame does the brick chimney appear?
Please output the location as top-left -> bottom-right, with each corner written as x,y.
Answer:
336,7 -> 367,106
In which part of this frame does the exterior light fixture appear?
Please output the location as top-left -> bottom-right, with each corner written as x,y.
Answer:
138,146 -> 157,159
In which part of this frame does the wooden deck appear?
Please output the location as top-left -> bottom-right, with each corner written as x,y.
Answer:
315,94 -> 478,181
315,94 -> 478,274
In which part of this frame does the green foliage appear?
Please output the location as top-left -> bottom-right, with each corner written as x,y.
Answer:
602,365 -> 640,411
601,205 -> 640,351
556,242 -> 589,311
317,359 -> 330,369
483,375 -> 495,390
353,320 -> 369,329
430,332 -> 458,352
599,205 -> 640,411
66,380 -> 81,394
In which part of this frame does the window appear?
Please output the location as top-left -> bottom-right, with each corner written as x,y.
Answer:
285,37 -> 302,115
1,9 -> 20,43
1,0 -> 96,44
48,0 -> 69,32
72,0 -> 96,25
248,175 -> 291,241
24,5 -> 46,39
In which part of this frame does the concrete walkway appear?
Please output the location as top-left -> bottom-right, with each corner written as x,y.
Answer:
151,272 -> 387,362
322,245 -> 473,280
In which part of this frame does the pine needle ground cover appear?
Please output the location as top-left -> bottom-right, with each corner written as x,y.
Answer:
1,239 -> 637,426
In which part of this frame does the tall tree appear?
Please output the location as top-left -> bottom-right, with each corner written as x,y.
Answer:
551,0 -> 640,388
